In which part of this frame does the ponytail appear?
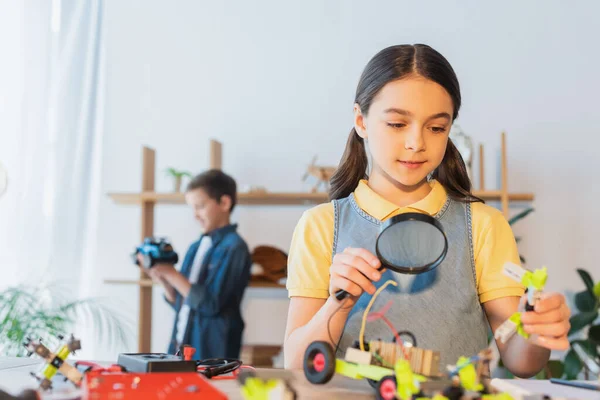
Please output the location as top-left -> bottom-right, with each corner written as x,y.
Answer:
329,128 -> 368,200
432,139 -> 483,203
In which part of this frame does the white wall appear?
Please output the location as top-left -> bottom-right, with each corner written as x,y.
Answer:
92,0 -> 600,359
0,1 -> 24,288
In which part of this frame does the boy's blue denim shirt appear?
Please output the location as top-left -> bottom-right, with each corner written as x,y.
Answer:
166,223 -> 252,360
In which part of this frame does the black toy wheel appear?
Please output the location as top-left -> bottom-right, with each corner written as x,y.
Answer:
142,254 -> 152,268
442,384 -> 464,400
303,341 -> 335,384
376,375 -> 397,400
392,331 -> 417,348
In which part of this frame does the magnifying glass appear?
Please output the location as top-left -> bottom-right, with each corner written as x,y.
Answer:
335,212 -> 448,301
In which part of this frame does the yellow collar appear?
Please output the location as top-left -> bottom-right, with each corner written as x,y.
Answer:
353,179 -> 448,221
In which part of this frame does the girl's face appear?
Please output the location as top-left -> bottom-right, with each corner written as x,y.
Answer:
355,76 -> 454,190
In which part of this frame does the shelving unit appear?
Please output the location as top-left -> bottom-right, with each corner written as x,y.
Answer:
105,133 -> 532,352
108,190 -> 532,207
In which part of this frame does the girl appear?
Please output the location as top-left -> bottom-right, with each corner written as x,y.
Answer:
283,44 -> 570,377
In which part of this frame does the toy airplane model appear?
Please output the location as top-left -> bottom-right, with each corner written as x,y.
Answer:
23,334 -> 83,390
302,155 -> 336,193
494,262 -> 548,344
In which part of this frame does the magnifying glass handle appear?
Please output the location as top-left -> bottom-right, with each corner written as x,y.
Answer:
334,289 -> 349,301
334,265 -> 386,301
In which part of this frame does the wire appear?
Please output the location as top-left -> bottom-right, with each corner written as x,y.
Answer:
196,358 -> 242,379
359,280 -> 398,352
328,296 -> 348,350
378,315 -> 408,359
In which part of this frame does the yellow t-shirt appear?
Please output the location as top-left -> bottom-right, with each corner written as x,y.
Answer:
286,180 -> 525,303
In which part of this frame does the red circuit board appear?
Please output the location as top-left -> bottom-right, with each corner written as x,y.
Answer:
82,370 -> 228,399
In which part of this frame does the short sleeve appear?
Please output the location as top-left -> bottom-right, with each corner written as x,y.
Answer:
286,203 -> 334,299
472,203 -> 526,303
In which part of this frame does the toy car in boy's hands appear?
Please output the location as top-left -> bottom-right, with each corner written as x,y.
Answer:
132,237 -> 179,268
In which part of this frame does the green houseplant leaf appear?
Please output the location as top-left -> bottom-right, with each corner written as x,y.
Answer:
563,340 -> 597,379
0,283 -> 132,357
577,269 -> 596,296
165,168 -> 192,179
568,311 -> 599,336
508,208 -> 534,265
546,360 -> 565,379
508,208 -> 535,226
574,290 -> 599,313
563,348 -> 583,380
589,324 -> 600,346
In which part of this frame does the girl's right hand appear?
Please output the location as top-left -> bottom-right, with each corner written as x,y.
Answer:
329,247 -> 383,306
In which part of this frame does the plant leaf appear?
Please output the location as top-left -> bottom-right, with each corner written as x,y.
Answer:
0,284 -> 132,357
589,324 -> 600,346
574,290 -> 599,313
577,269 -> 596,296
546,360 -> 564,379
563,349 -> 583,380
594,282 -> 600,299
568,311 -> 599,336
165,167 -> 178,177
508,208 -> 534,226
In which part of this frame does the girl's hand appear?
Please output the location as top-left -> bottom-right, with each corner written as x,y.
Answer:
521,292 -> 571,350
329,247 -> 383,306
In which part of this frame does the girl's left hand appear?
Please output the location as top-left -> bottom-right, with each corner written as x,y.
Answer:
521,292 -> 571,350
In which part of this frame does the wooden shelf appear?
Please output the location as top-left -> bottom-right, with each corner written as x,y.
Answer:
107,135 -> 534,353
108,191 -> 328,205
104,278 -> 286,289
108,190 -> 533,205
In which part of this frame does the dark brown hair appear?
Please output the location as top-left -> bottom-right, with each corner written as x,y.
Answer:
187,169 -> 237,212
329,44 -> 482,204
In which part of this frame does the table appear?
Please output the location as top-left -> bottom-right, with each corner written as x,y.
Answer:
0,357 -> 373,399
0,357 -> 598,399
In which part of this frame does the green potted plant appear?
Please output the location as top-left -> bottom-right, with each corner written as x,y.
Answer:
0,283 -> 131,357
165,168 -> 192,193
563,268 -> 599,379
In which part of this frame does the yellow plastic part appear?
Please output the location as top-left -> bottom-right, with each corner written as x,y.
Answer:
57,345 -> 70,360
240,377 -> 280,400
41,364 -> 58,380
456,356 -> 483,392
482,394 -> 514,400
509,312 -> 528,339
394,359 -> 420,400
522,267 -> 547,291
335,358 -> 393,381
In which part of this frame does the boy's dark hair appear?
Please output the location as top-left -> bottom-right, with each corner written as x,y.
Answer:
186,169 -> 237,212
329,44 -> 483,204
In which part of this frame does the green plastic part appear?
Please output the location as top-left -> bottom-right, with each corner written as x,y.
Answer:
334,358 -> 394,381
509,312 -> 529,339
395,359 -> 420,400
240,377 -> 279,400
482,393 -> 514,400
456,356 -> 483,392
522,267 -> 547,291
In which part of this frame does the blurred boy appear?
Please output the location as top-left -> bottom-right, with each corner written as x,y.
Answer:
141,169 -> 252,360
